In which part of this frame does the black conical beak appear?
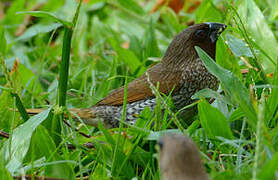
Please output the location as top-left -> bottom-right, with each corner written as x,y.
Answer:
206,22 -> 227,43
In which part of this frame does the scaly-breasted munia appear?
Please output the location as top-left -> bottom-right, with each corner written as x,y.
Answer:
27,23 -> 227,128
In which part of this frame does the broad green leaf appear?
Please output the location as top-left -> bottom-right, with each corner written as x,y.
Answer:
10,93 -> 29,121
143,19 -> 161,60
17,11 -> 73,28
161,8 -> 183,34
134,106 -> 152,129
195,46 -> 257,128
98,120 -> 116,146
226,34 -> 253,57
265,62 -> 278,125
108,38 -> 142,74
91,164 -> 110,180
269,0 -> 278,20
0,86 -> 11,91
8,63 -> 44,106
216,37 -> 242,79
41,0 -> 65,11
87,2 -> 106,12
15,23 -> 62,42
237,0 -> 278,72
24,125 -> 56,162
0,91 -> 19,131
258,148 -> 278,179
44,161 -> 75,180
198,98 -> 234,140
0,157 -> 12,180
0,27 -> 7,55
195,0 -> 223,23
22,125 -> 74,179
108,10 -> 146,40
93,130 -> 135,178
17,64 -> 43,95
228,108 -> 245,122
187,120 -> 200,135
192,88 -> 233,105
116,0 -> 145,15
3,0 -> 26,29
129,35 -> 143,60
3,108 -> 52,173
146,129 -> 182,141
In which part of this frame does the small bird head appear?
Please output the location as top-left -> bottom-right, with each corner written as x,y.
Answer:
163,22 -> 226,65
159,134 -> 209,180
192,22 -> 227,44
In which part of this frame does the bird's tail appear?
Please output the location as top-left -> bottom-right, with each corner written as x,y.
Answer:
26,108 -> 99,126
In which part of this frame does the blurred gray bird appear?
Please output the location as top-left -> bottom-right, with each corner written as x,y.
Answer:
159,134 -> 210,180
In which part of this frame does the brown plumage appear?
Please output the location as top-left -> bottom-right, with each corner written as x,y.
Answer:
26,23 -> 226,128
159,134 -> 210,180
96,62 -> 183,106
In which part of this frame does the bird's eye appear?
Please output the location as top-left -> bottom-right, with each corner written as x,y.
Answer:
195,30 -> 207,39
158,140 -> 164,149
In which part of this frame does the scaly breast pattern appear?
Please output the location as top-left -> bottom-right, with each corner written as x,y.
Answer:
172,58 -> 219,110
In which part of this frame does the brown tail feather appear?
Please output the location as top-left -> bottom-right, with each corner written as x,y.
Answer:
69,108 -> 97,119
24,108 -> 100,127
26,108 -> 97,120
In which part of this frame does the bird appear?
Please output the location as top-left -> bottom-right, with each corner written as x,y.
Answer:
158,134 -> 210,180
27,22 -> 227,128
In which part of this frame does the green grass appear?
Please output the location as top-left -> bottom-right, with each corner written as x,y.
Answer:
0,0 -> 278,179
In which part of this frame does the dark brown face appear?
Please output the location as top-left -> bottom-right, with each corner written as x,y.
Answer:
193,25 -> 211,42
189,23 -> 227,59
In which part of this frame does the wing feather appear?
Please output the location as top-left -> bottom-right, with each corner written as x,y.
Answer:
96,63 -> 183,106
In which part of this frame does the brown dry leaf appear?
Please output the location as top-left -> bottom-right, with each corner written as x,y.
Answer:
77,0 -> 90,3
10,58 -> 19,74
121,41 -> 130,49
151,0 -> 201,14
241,68 -> 259,74
241,69 -> 249,74
266,72 -> 273,78
0,3 -> 5,20
14,2 -> 45,36
168,0 -> 185,13
50,41 -> 56,47
186,0 -> 201,13
151,0 -> 185,13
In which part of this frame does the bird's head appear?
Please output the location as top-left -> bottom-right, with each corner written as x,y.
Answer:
162,22 -> 226,65
190,22 -> 227,45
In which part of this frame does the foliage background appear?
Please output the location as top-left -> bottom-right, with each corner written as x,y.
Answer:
0,0 -> 278,179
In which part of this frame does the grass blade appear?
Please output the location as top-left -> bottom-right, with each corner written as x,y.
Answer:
58,27 -> 72,107
10,93 -> 29,121
16,11 -> 73,28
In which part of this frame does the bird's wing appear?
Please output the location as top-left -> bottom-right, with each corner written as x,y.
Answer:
96,63 -> 183,106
